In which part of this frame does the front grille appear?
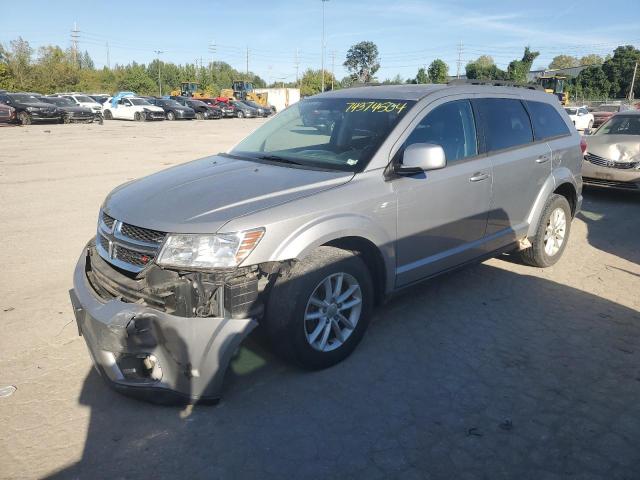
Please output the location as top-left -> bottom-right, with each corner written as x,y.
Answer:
120,224 -> 165,244
96,210 -> 166,273
585,153 -> 640,170
102,211 -> 115,229
114,244 -> 153,267
583,177 -> 639,190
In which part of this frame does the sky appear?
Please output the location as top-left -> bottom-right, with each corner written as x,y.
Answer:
1,0 -> 639,83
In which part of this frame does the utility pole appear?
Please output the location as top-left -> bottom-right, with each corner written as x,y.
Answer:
629,61 -> 638,102
246,46 -> 249,80
106,41 -> 110,69
71,22 -> 80,65
208,41 -> 216,85
154,50 -> 164,96
321,0 -> 329,92
456,40 -> 463,79
330,50 -> 336,90
295,48 -> 300,88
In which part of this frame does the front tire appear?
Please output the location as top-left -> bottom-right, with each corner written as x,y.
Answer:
520,194 -> 572,267
167,111 -> 176,120
134,111 -> 144,122
265,246 -> 374,370
236,110 -> 244,118
18,111 -> 31,125
196,112 -> 205,120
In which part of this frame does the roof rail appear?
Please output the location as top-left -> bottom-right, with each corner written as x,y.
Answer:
447,79 -> 544,91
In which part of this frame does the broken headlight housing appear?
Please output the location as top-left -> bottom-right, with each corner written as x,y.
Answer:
156,228 -> 264,269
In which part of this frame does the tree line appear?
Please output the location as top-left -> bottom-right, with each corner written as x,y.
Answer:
1,36 -> 638,100
0,37 -> 266,96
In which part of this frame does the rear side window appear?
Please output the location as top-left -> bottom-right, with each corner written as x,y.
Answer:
525,101 -> 570,140
474,98 -> 533,151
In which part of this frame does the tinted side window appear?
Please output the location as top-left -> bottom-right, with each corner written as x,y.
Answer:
525,101 -> 570,140
475,98 -> 533,151
404,100 -> 477,162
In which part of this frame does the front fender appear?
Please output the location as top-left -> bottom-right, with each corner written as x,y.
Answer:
269,213 -> 395,293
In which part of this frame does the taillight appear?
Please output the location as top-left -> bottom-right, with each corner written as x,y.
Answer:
580,136 -> 587,155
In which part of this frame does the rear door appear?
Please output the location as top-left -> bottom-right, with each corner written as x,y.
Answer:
473,97 -> 551,242
393,97 -> 493,286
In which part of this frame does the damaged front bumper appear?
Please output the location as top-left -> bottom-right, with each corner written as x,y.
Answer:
69,245 -> 259,404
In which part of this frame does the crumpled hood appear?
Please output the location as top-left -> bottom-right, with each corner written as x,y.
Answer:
104,155 -> 353,234
586,135 -> 640,162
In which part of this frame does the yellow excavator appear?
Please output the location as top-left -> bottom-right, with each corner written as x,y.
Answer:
220,81 -> 269,107
169,82 -> 208,99
537,75 -> 568,105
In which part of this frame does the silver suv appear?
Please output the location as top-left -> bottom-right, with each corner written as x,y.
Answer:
70,83 -> 583,404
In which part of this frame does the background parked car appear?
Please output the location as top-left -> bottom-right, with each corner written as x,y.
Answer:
0,103 -> 15,123
146,98 -> 196,120
564,106 -> 594,130
39,95 -> 101,124
583,111 -> 640,190
240,99 -> 271,117
102,95 -> 165,121
170,96 -> 222,119
88,94 -> 109,106
0,92 -> 63,124
591,104 -> 632,128
230,100 -> 257,118
54,93 -> 103,115
199,98 -> 236,118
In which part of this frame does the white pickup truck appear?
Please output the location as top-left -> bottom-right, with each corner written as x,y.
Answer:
102,96 -> 165,121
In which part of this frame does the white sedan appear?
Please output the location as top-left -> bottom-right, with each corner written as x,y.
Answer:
102,96 -> 165,121
564,106 -> 594,131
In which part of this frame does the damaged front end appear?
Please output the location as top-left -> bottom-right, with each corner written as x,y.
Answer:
70,241 -> 281,404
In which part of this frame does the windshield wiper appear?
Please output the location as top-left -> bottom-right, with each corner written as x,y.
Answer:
257,154 -> 302,165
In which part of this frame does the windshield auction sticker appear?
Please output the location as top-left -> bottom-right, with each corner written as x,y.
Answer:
345,101 -> 408,114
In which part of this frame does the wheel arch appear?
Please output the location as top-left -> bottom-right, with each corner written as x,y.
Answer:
526,168 -> 579,237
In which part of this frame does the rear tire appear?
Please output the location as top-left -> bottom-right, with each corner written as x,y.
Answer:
237,110 -> 244,118
18,111 -> 31,125
167,111 -> 175,121
520,194 -> 572,268
264,246 -> 374,370
134,111 -> 144,122
196,112 -> 205,120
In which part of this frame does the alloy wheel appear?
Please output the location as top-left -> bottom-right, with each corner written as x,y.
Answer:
544,207 -> 566,256
304,272 -> 362,352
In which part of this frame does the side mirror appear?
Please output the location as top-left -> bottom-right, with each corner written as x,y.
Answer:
396,143 -> 446,175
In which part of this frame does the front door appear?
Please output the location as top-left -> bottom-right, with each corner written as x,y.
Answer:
393,99 -> 492,286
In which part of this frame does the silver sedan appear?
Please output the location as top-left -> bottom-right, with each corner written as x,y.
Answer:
583,110 -> 640,191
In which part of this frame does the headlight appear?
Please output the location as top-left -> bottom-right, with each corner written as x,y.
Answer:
26,106 -> 37,112
156,228 -> 264,269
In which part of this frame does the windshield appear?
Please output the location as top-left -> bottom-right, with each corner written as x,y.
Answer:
10,94 -> 40,103
75,95 -> 94,103
163,100 -> 182,107
244,101 -> 261,108
564,108 -> 578,115
230,97 -> 415,172
189,100 -> 207,107
594,115 -> 640,136
45,97 -> 73,106
129,98 -> 151,105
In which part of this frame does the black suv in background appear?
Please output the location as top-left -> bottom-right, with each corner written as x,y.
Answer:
169,96 -> 222,120
146,98 -> 196,120
0,92 -> 63,124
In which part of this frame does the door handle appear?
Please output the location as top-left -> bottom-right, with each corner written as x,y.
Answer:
469,172 -> 490,182
536,155 -> 551,164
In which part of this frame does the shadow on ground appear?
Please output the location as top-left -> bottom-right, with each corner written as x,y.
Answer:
48,256 -> 640,479
578,186 -> 640,265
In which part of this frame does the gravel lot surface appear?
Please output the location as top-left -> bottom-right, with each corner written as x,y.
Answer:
1,120 -> 639,479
